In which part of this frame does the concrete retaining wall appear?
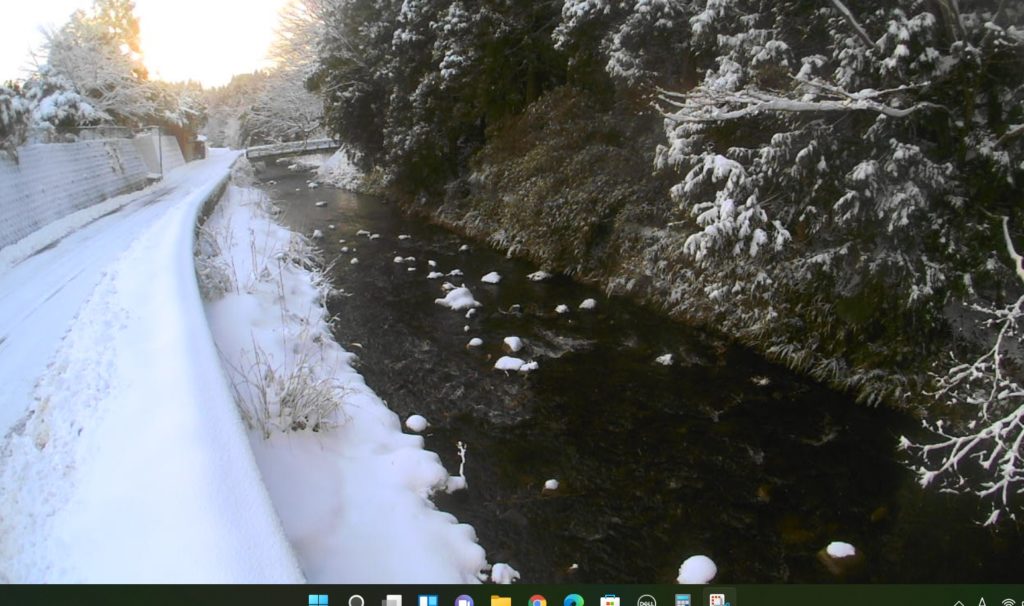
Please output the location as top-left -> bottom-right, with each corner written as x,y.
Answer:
0,139 -> 151,250
132,134 -> 186,175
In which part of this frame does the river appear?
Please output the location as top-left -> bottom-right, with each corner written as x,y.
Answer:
256,163 -> 1022,583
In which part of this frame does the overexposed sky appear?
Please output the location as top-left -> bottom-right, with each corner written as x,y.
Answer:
1,0 -> 291,87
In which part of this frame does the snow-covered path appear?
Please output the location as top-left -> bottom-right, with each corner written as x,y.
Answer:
0,152 -> 228,436
0,149 -> 303,582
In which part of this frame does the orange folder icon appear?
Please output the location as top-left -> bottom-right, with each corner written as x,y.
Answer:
491,597 -> 511,606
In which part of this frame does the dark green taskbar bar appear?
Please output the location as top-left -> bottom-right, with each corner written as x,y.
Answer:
3,585 -> 1024,606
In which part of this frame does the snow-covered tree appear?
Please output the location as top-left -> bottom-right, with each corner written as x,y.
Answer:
903,216 -> 1024,525
0,82 -> 32,158
39,0 -> 154,126
651,0 -> 1023,405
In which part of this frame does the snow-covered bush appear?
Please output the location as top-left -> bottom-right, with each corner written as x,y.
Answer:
22,66 -> 108,132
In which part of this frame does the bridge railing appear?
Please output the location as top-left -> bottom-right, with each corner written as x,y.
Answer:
245,138 -> 341,161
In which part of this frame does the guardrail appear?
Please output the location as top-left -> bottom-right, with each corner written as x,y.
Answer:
245,138 -> 341,162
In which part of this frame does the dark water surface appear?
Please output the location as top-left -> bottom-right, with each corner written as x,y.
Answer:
258,165 -> 1023,583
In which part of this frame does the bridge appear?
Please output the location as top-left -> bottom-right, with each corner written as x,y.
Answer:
245,138 -> 341,162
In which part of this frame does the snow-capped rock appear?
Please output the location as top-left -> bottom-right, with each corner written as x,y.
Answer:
481,271 -> 501,284
827,542 -> 856,558
579,298 -> 597,310
491,563 -> 520,584
528,270 -> 553,281
434,287 -> 482,311
405,415 -> 428,433
503,336 -> 524,353
677,555 -> 717,584
494,356 -> 526,371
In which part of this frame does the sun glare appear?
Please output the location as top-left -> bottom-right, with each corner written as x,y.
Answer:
1,0 -> 290,87
134,0 -> 290,87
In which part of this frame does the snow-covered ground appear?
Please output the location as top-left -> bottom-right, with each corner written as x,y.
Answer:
198,177 -> 488,583
0,149 -> 303,582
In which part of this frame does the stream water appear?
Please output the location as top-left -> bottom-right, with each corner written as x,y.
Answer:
257,164 -> 1022,583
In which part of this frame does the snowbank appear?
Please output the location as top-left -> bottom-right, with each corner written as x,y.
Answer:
200,183 -> 487,583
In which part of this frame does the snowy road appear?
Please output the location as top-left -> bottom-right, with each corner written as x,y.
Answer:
0,176 -> 187,437
0,149 -> 303,582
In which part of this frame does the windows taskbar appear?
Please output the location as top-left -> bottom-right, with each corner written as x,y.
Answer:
1,584 -> 1023,606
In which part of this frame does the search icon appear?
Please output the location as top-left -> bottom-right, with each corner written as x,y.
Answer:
349,596 -> 365,606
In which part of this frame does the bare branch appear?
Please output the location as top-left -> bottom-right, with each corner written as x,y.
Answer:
1003,215 -> 1024,284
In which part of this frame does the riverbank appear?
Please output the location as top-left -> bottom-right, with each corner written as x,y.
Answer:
373,87 -> 941,411
196,161 -> 491,583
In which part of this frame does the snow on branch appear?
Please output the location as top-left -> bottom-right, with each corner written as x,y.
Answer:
658,85 -> 945,123
902,216 -> 1024,525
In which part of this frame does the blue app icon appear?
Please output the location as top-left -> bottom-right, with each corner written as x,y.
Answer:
564,595 -> 584,606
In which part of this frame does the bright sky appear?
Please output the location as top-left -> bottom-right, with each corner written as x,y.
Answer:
0,0 -> 290,88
